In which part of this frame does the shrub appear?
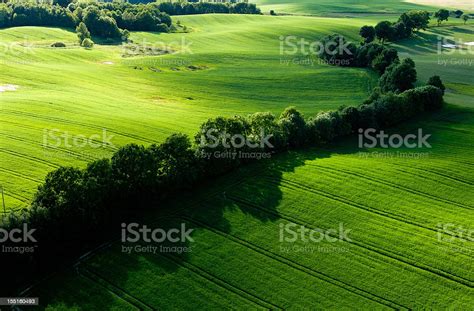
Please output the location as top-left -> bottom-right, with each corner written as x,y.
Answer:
319,34 -> 358,66
149,134 -> 198,193
399,10 -> 430,32
357,104 -> 378,129
359,25 -> 375,43
81,38 -> 94,48
111,144 -> 157,197
83,6 -> 122,38
339,106 -> 360,132
372,93 -> 407,127
32,167 -> 86,224
355,42 -> 385,67
453,10 -> 464,18
427,75 -> 445,95
307,111 -> 351,144
195,116 -> 250,174
0,4 -> 12,28
51,42 -> 66,47
247,112 -> 287,151
76,22 -> 90,44
402,85 -> 443,111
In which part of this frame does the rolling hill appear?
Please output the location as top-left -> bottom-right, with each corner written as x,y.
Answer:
1,5 -> 473,309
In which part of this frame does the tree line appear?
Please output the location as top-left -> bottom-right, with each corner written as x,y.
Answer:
0,44 -> 445,292
0,1 -> 260,39
359,8 -> 470,44
152,1 -> 261,15
0,2 -> 171,39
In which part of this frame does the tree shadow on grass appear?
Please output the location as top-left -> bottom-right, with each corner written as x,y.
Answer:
37,106 -> 474,309
394,28 -> 471,56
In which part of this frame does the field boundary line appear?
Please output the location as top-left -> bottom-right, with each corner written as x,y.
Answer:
273,173 -> 474,252
263,176 -> 435,231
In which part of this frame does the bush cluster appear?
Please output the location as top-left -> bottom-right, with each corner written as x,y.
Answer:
319,35 -> 400,74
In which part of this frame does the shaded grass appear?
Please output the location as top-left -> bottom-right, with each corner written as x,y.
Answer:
33,105 -> 474,309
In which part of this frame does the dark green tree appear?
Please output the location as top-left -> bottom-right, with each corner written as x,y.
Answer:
278,107 -> 307,148
434,9 -> 449,26
379,58 -> 417,93
427,75 -> 445,95
76,22 -> 91,45
359,25 -> 375,44
375,21 -> 393,43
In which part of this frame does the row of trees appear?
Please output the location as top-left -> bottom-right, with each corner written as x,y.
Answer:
432,9 -> 472,26
0,1 -> 261,36
150,1 -> 261,15
359,8 -> 471,44
1,56 -> 445,292
0,3 -> 76,28
359,10 -> 431,44
0,2 -> 174,39
23,76 -> 446,231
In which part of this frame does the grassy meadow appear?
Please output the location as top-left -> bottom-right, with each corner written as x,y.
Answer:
1,0 -> 473,309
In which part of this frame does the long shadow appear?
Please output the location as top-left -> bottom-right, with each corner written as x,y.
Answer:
36,106 -> 474,309
394,26 -> 472,56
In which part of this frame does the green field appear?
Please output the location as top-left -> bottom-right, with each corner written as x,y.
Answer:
1,14 -> 473,212
256,0 -> 472,15
1,0 -> 474,309
1,14 -> 382,211
255,0 -> 435,15
33,105 -> 474,309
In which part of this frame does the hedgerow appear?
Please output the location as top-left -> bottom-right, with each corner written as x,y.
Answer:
0,33 -> 445,294
0,1 -> 260,39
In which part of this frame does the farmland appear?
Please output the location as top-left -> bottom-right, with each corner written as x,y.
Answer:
1,14 -> 473,212
256,0 -> 473,16
33,104 -> 474,309
1,15 -> 380,211
255,0 -> 437,16
1,0 -> 473,309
